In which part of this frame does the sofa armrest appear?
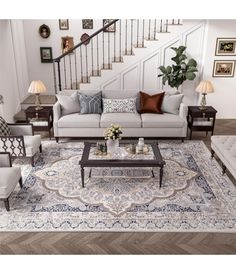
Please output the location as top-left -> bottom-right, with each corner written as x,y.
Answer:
179,103 -> 188,120
53,101 -> 61,122
8,123 -> 33,136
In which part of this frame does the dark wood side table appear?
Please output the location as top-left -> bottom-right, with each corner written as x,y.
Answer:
187,106 -> 217,140
25,106 -> 53,139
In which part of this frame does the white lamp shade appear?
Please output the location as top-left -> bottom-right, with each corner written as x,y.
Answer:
28,80 -> 46,94
196,80 -> 214,94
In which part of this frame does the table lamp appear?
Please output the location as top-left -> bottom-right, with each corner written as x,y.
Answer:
28,80 -> 46,110
196,80 -> 214,110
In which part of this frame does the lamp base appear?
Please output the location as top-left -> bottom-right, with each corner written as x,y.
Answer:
34,93 -> 43,111
35,106 -> 44,111
199,93 -> 207,110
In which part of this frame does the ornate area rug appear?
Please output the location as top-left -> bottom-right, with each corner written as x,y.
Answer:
0,141 -> 236,232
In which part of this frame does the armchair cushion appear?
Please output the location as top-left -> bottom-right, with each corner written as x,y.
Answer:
0,167 -> 21,198
0,116 -> 10,136
23,135 -> 41,157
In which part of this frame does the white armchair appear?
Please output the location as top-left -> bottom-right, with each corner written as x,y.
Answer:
0,123 -> 42,166
0,152 -> 22,211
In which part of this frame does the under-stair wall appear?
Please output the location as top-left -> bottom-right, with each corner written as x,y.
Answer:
96,21 -> 206,106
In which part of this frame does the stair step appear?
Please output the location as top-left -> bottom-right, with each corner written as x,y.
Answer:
102,64 -> 112,70
123,50 -> 135,56
113,57 -> 123,63
134,44 -> 146,48
145,38 -> 159,41
81,76 -> 90,83
91,70 -> 101,77
157,31 -> 170,34
14,110 -> 27,122
71,82 -> 80,89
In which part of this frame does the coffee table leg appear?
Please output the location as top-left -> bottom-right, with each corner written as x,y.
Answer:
81,166 -> 85,188
159,166 -> 164,188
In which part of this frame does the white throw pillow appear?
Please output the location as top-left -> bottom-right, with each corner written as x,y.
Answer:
161,93 -> 184,115
103,98 -> 137,113
56,92 -> 80,116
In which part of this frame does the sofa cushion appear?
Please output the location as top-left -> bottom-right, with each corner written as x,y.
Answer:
56,92 -> 80,116
0,167 -> 21,198
161,93 -> 184,115
101,113 -> 142,128
58,113 -> 100,128
103,98 -> 137,113
141,113 -> 185,128
140,91 -> 165,114
79,91 -> 102,114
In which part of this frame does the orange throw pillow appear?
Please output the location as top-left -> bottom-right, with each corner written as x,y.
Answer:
139,91 -> 165,114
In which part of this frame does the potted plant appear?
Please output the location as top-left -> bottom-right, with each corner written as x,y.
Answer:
104,124 -> 122,154
158,46 -> 198,91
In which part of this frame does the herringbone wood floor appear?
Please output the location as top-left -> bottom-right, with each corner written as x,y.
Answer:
0,119 -> 235,254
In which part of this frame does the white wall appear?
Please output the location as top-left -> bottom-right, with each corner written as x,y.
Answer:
202,20 -> 236,119
0,20 -> 20,122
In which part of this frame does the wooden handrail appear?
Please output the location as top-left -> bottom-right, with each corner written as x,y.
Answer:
54,19 -> 119,62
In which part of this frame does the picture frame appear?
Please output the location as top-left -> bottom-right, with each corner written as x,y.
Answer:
212,60 -> 235,77
40,47 -> 53,63
103,19 -> 116,32
39,24 -> 51,39
61,36 -> 74,54
80,33 -> 90,45
59,19 -> 69,30
215,38 -> 236,56
82,19 -> 93,29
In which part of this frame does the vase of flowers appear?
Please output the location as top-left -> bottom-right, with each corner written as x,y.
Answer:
104,124 -> 122,154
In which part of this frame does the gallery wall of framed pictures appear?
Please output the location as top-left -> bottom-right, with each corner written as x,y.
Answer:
213,38 -> 236,77
37,19 -> 117,63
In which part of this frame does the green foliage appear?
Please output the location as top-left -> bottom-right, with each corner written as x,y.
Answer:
158,46 -> 198,90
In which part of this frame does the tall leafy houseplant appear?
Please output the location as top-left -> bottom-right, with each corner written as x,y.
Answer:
158,46 -> 198,90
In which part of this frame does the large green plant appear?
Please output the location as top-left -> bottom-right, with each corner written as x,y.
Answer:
158,46 -> 198,90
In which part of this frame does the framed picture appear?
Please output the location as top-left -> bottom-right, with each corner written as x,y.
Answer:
212,60 -> 235,77
215,38 -> 236,56
61,36 -> 74,54
82,19 -> 93,29
40,47 -> 53,63
59,19 -> 69,30
103,19 -> 116,32
80,33 -> 90,45
39,24 -> 51,39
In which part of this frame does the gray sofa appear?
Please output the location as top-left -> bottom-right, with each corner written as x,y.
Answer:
53,90 -> 188,141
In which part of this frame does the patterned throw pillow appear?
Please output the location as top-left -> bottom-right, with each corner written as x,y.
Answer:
79,91 -> 102,114
0,116 -> 10,136
103,98 -> 137,113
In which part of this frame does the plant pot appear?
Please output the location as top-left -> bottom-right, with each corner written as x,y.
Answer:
107,139 -> 119,155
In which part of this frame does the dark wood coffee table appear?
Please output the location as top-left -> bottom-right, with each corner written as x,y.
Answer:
79,141 -> 166,188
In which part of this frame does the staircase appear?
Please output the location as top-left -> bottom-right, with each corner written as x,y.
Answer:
14,19 -> 205,122
53,19 -> 184,93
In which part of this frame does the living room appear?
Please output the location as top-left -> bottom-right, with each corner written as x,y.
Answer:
0,0 -> 236,272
